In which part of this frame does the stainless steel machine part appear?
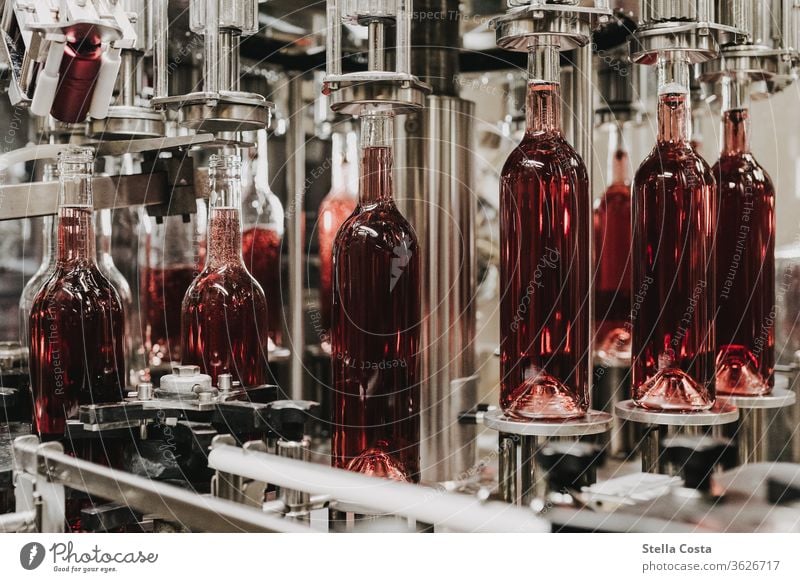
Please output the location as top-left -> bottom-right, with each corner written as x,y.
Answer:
12,436 -> 309,533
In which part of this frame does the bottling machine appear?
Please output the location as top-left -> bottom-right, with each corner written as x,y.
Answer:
1,0 -> 800,534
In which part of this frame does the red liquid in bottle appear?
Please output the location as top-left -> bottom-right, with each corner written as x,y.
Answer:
632,87 -> 716,410
29,206 -> 126,439
319,193 -> 357,340
182,206 -> 270,387
594,136 -> 633,363
141,265 -> 196,366
332,115 -> 421,482
51,37 -> 103,124
242,226 -> 282,346
713,107 -> 775,395
499,47 -> 591,419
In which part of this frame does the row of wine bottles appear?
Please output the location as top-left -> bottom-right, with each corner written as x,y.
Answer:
502,47 -> 776,421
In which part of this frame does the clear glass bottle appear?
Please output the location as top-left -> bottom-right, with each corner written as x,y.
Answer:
29,146 -> 126,440
181,154 -> 270,387
241,130 -> 285,350
317,126 -> 359,349
631,56 -> 716,410
594,123 -> 632,363
331,110 -> 421,482
19,164 -> 58,348
713,75 -> 775,396
499,44 -> 591,419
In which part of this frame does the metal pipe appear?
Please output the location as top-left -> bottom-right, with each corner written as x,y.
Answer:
14,440 -> 308,533
367,21 -> 386,71
0,510 -> 36,533
152,0 -> 169,99
287,75 -> 306,400
208,445 -> 550,532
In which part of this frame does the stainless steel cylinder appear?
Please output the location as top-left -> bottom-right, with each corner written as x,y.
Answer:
643,0 -> 711,23
396,95 -> 478,484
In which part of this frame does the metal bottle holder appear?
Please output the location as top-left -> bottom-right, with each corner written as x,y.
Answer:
0,0 -> 137,122
151,0 -> 272,132
697,0 -> 800,99
89,0 -> 164,139
322,0 -> 431,114
630,0 -> 748,65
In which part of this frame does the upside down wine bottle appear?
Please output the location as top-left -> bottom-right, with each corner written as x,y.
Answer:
631,55 -> 716,410
181,154 -> 270,387
594,123 -> 633,363
713,75 -> 775,395
331,110 -> 421,482
29,146 -> 126,440
499,44 -> 591,419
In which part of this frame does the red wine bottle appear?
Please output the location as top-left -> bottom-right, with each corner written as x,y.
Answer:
631,57 -> 716,410
331,111 -> 421,482
713,75 -> 775,395
140,200 -> 204,370
594,123 -> 632,364
499,45 -> 591,419
318,127 -> 359,349
181,154 -> 270,387
241,130 -> 285,350
29,146 -> 126,440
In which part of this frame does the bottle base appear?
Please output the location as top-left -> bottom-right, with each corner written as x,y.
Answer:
595,326 -> 632,366
715,345 -> 771,396
633,367 -> 714,411
345,446 -> 412,482
503,371 -> 587,420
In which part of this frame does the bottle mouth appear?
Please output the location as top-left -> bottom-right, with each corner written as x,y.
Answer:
208,153 -> 242,173
58,145 -> 94,165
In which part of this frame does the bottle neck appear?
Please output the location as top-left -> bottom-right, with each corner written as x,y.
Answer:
721,75 -> 751,155
56,157 -> 95,265
608,123 -> 631,186
656,56 -> 692,145
359,112 -> 395,206
207,158 -> 244,267
525,45 -> 562,134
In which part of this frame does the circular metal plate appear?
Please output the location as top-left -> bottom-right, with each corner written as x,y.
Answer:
630,22 -> 743,65
490,5 -> 609,52
328,82 -> 427,115
89,107 -> 165,139
615,400 -> 739,426
482,409 -> 613,436
718,387 -> 796,410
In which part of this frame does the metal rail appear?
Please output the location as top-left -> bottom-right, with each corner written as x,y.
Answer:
13,436 -> 309,533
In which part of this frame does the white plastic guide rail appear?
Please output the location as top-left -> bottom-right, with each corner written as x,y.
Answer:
208,445 -> 551,533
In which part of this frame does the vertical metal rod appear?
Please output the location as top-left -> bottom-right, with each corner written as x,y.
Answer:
520,435 -> 541,506
735,407 -> 767,465
573,42 -> 594,404
152,0 -> 169,99
498,433 -> 518,504
640,425 -> 662,473
203,0 -> 219,94
287,75 -> 306,400
367,21 -> 386,71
